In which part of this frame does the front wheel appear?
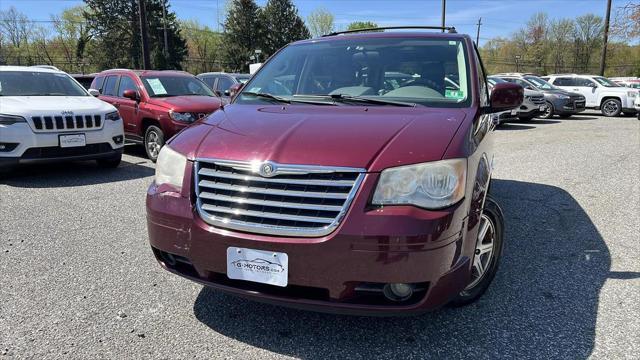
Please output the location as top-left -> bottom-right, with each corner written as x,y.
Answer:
538,101 -> 554,119
601,99 -> 622,117
144,125 -> 165,162
450,196 -> 505,306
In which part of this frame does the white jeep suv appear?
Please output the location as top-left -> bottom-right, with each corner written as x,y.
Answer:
0,66 -> 124,173
543,74 -> 638,117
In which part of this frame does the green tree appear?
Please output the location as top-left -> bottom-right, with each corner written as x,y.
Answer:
307,7 -> 334,37
260,0 -> 310,56
51,6 -> 92,73
181,19 -> 222,73
346,21 -> 378,31
83,0 -> 187,70
222,0 -> 262,72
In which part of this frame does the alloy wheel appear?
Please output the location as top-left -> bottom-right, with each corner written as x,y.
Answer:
466,213 -> 496,290
602,100 -> 620,116
146,131 -> 161,159
540,102 -> 553,119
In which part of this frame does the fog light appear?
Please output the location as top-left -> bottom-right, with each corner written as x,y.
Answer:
112,135 -> 124,145
0,143 -> 19,152
383,283 -> 414,302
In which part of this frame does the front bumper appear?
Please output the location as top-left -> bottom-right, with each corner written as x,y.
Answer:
549,97 -> 586,115
146,172 -> 477,315
0,120 -> 124,167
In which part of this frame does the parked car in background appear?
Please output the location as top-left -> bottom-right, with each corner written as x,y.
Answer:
90,69 -> 223,161
610,77 -> 640,89
147,27 -> 524,314
489,75 -> 544,121
494,73 -> 585,119
71,73 -> 97,90
0,66 -> 124,174
487,76 -> 517,124
197,72 -> 251,98
635,95 -> 640,120
542,74 -> 638,117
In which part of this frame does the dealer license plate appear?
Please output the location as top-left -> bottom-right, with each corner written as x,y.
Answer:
227,247 -> 288,287
59,134 -> 86,148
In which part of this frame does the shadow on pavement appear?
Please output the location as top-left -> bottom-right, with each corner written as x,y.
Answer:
1,158 -> 154,188
193,179 -> 621,358
496,124 -> 537,131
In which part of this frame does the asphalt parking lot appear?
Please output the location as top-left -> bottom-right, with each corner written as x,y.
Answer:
1,111 -> 638,359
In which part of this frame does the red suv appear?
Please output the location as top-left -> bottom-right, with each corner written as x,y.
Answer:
146,27 -> 523,314
90,69 -> 223,161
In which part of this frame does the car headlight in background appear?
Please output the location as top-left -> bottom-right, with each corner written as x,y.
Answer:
0,114 -> 27,125
554,94 -> 570,100
105,111 -> 121,121
169,111 -> 195,123
155,145 -> 187,191
372,159 -> 467,209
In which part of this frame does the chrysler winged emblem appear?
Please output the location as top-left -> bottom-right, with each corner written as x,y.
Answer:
259,162 -> 276,177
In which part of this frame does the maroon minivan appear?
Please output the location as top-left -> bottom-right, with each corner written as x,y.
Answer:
90,69 -> 223,161
146,27 -> 523,314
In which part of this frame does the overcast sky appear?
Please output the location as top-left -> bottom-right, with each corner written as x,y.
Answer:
0,0 -> 630,45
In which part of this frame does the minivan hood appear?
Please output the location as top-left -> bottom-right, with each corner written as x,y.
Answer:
146,95 -> 222,112
171,104 -> 466,171
0,96 -> 115,116
524,89 -> 544,96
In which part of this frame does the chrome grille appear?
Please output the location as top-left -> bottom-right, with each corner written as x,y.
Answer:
195,159 -> 365,237
529,95 -> 545,105
30,114 -> 103,132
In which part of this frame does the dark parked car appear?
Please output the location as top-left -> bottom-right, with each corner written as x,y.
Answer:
494,73 -> 585,119
71,73 -> 97,90
90,69 -> 223,161
197,72 -> 251,98
147,27 -> 523,314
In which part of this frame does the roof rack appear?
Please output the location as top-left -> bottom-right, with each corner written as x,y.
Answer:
323,26 -> 457,37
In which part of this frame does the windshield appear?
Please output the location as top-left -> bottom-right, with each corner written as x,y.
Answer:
237,37 -> 471,108
0,71 -> 88,96
593,77 -> 620,87
141,75 -> 214,97
525,75 -> 558,90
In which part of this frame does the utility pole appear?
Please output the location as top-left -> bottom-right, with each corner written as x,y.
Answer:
476,17 -> 482,45
161,0 -> 169,61
599,0 -> 612,76
441,0 -> 446,32
138,0 -> 151,70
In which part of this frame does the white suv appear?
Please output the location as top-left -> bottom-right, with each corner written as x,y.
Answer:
0,66 -> 124,173
543,74 -> 638,117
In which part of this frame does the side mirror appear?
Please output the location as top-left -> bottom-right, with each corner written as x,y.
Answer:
228,83 -> 243,98
223,89 -> 231,97
488,83 -> 523,112
88,89 -> 100,97
123,89 -> 140,101
588,82 -> 597,88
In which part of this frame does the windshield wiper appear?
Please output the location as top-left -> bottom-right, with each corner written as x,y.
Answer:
242,91 -> 291,104
327,94 -> 417,107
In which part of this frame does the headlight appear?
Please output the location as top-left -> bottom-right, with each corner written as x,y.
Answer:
372,159 -> 467,209
169,111 -> 195,123
627,91 -> 638,98
554,94 -> 570,100
105,111 -> 120,121
0,114 -> 26,125
155,145 -> 187,191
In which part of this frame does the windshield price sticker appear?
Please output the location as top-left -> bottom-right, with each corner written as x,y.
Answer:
146,78 -> 168,95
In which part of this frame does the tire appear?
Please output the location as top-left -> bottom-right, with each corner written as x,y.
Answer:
600,98 -> 622,117
144,125 -> 165,162
558,114 -> 572,119
450,196 -> 505,306
538,101 -> 554,119
96,153 -> 122,168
